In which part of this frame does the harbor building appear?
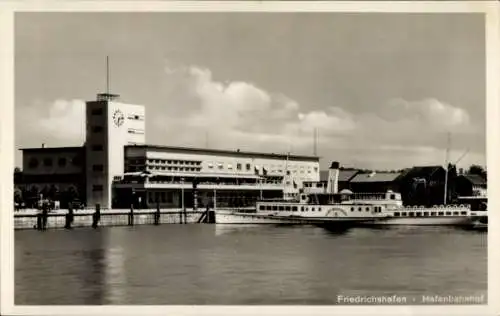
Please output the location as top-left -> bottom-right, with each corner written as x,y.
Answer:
114,145 -> 318,209
16,92 -> 319,209
16,146 -> 86,208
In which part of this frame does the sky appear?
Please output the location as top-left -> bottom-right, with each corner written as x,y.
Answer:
14,12 -> 486,171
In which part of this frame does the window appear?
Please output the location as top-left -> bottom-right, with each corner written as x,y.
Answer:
92,185 -> 103,192
28,158 -> 39,169
318,207 -> 321,212
128,128 -> 145,135
72,156 -> 82,166
351,207 -> 354,212
92,125 -> 103,133
438,212 -> 444,216
272,205 -> 278,211
128,114 -> 144,121
358,207 -> 362,212
292,206 -> 298,212
237,163 -> 242,170
394,212 -> 400,217
43,158 -> 53,167
445,212 -> 452,216
431,212 -> 437,216
366,207 -> 370,212
92,164 -> 104,172
311,208 -> 315,212
401,212 -> 407,216
423,212 -> 429,216
259,205 -> 265,211
91,145 -> 103,151
409,212 -> 415,217
91,108 -> 103,115
301,207 -> 305,212
57,157 -> 66,167
460,211 -> 467,215
453,211 -> 459,216
416,212 -> 422,217
278,206 -> 284,211
246,163 -> 251,171
285,206 -> 291,211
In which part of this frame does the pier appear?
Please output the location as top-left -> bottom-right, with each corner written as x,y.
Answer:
14,207 -> 218,230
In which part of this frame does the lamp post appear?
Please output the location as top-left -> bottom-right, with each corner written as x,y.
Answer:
260,178 -> 263,200
213,188 -> 217,210
181,177 -> 185,211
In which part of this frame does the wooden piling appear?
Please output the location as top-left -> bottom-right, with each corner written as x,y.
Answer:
129,204 -> 134,226
92,204 -> 101,229
154,202 -> 160,225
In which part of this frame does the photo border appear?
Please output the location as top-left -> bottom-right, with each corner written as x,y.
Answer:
1,1 -> 498,315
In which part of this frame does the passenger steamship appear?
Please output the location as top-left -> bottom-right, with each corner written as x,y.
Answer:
215,162 -> 486,227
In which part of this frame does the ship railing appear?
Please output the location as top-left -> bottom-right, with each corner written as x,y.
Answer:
348,193 -> 390,200
403,204 -> 470,210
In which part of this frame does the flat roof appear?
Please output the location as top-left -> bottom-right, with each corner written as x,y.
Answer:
125,144 -> 320,162
19,146 -> 84,153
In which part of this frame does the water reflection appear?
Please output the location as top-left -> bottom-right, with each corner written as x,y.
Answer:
15,228 -> 107,304
15,225 -> 487,305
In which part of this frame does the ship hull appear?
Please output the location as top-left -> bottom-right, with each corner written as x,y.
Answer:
361,216 -> 475,226
215,210 -> 386,226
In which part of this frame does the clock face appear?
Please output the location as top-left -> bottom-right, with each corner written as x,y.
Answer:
112,110 -> 125,127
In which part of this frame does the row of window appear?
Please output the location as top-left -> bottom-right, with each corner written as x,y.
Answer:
129,159 -> 317,175
258,205 -> 383,213
146,166 -> 201,172
28,156 -> 81,169
259,205 -> 323,212
147,159 -> 202,166
394,211 -> 467,217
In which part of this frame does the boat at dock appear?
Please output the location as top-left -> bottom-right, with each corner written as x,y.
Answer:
215,190 -> 485,227
215,160 -> 487,228
215,194 -> 391,226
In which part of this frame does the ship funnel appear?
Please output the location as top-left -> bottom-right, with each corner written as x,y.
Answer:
326,161 -> 340,194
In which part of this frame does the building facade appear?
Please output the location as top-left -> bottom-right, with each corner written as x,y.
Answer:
113,145 -> 319,209
16,146 -> 86,208
84,93 -> 146,209
16,93 -> 319,209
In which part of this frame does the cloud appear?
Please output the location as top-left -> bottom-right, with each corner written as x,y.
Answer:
16,62 -> 484,170
151,62 -> 482,169
16,99 -> 85,148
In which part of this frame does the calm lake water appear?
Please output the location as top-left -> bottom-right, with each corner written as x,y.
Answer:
15,225 -> 487,305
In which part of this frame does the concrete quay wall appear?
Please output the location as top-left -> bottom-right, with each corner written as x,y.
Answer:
14,208 -> 207,230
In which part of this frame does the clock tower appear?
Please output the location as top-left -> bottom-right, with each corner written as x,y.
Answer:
85,93 -> 145,209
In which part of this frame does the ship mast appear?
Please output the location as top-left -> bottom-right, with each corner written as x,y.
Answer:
283,151 -> 290,199
443,133 -> 451,205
